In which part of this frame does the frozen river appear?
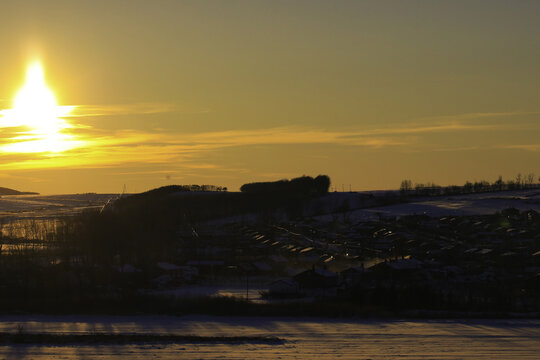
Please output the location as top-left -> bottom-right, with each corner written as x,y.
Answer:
0,315 -> 538,359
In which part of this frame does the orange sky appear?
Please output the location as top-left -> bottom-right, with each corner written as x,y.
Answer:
0,0 -> 539,194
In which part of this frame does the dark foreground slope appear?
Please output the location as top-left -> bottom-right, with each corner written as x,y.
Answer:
2,178 -> 539,317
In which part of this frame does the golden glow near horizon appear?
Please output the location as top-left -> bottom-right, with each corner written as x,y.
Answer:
0,61 -> 81,154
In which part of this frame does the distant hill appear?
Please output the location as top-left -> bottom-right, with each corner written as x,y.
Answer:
106,176 -> 331,224
0,187 -> 39,195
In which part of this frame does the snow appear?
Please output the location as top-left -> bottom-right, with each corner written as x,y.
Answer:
316,189 -> 540,222
0,315 -> 538,359
0,193 -> 117,219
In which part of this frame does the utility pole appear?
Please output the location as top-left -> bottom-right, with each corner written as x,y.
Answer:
246,272 -> 249,301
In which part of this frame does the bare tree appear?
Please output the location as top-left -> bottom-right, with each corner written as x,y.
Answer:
400,179 -> 413,192
527,173 -> 535,187
494,176 -> 504,191
516,173 -> 523,188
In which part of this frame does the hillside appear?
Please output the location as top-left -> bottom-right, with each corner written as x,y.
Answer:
0,186 -> 39,195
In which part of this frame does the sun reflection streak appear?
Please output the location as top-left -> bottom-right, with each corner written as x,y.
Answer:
0,61 -> 84,154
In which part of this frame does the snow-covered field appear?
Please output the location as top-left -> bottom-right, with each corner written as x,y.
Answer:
0,315 -> 539,359
0,193 -> 117,219
328,189 -> 540,222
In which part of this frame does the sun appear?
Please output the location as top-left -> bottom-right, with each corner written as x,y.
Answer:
0,61 -> 80,154
12,62 -> 72,132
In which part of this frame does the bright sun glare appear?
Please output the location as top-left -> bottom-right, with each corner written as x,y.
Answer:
0,61 -> 80,154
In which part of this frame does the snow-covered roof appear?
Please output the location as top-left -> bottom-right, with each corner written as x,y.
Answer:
323,256 -> 335,263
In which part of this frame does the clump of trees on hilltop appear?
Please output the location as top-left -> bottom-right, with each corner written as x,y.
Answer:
240,175 -> 330,196
400,173 -> 540,197
138,184 -> 227,195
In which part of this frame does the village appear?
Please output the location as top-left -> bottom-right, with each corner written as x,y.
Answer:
1,185 -> 539,315
145,206 -> 540,313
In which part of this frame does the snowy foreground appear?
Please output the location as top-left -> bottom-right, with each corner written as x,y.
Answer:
0,315 -> 539,359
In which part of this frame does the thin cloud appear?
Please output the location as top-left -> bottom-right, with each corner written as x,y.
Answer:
338,122 -> 501,138
0,117 -> 519,171
430,146 -> 481,152
171,126 -> 415,148
418,110 -> 540,122
111,170 -> 175,176
0,126 -> 408,170
503,144 -> 540,152
68,102 -> 209,117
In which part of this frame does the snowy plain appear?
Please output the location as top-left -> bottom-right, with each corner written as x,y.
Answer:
316,189 -> 540,222
0,315 -> 539,359
0,193 -> 116,219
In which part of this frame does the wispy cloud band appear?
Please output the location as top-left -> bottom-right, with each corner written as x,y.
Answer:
67,102 -> 210,117
503,144 -> 540,152
0,107 -> 536,171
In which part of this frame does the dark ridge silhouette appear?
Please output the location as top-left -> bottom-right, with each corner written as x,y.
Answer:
112,175 -> 331,224
240,175 -> 330,195
0,186 -> 39,195
50,175 -> 332,271
125,184 -> 226,200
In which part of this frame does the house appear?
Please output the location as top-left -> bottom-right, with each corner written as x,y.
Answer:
156,262 -> 199,282
186,260 -> 225,278
293,268 -> 339,297
367,258 -> 427,286
267,279 -> 299,297
299,247 -> 319,262
340,266 -> 368,287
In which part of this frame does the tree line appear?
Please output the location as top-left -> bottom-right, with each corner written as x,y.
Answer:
400,173 -> 539,197
240,175 -> 330,195
137,184 -> 227,195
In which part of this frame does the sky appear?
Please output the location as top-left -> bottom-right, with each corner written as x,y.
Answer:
0,0 -> 539,194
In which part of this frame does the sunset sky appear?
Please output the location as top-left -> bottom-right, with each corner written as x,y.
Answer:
1,0 -> 539,194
